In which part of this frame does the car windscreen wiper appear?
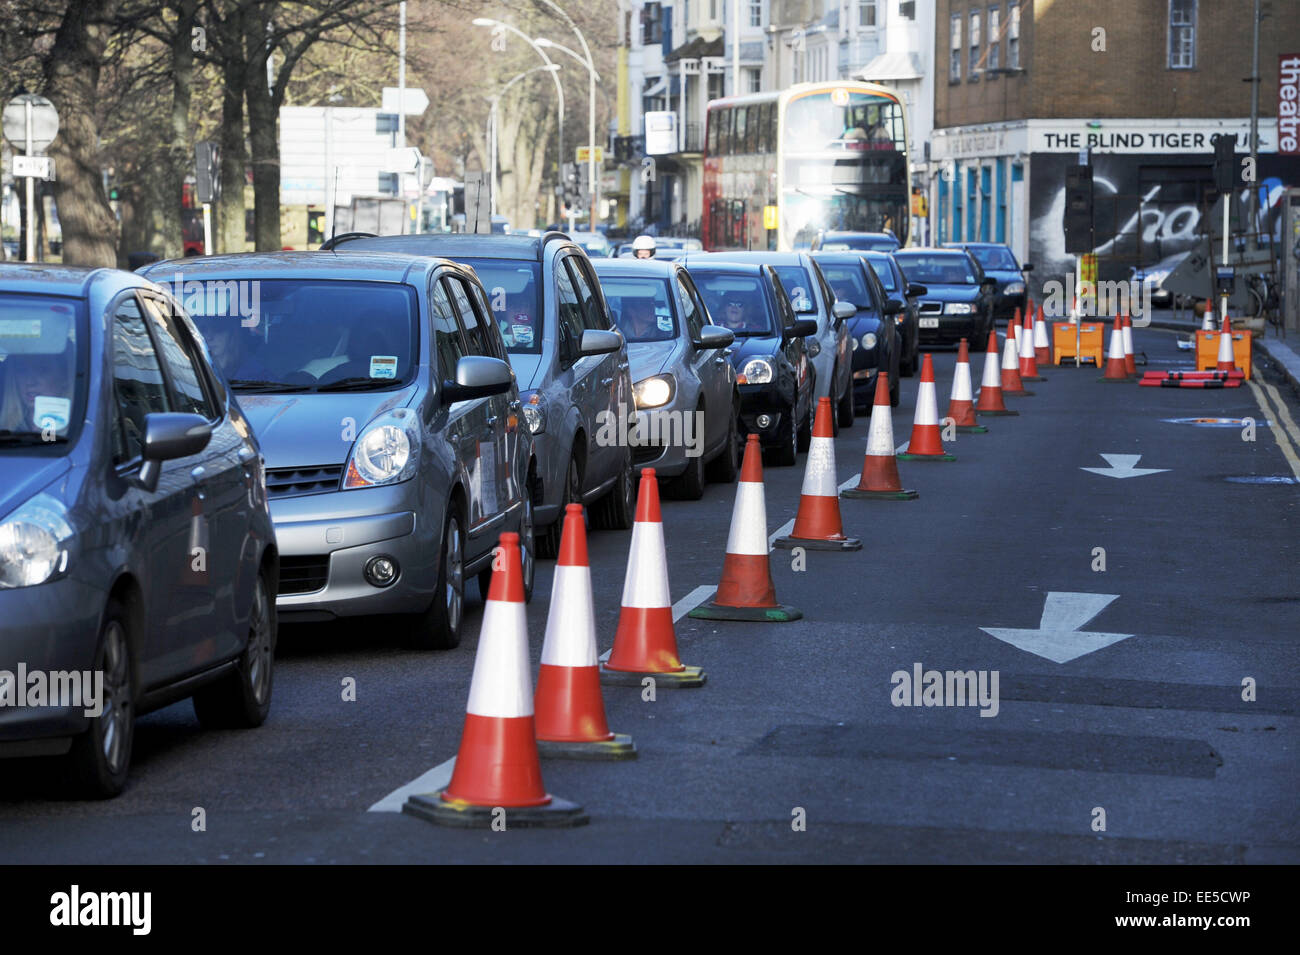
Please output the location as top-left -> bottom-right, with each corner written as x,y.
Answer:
0,430 -> 68,445
313,376 -> 401,392
228,379 -> 313,393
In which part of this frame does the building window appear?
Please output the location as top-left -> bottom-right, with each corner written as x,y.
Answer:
969,11 -> 981,78
988,6 -> 1000,72
859,0 -> 877,28
750,0 -> 762,28
746,67 -> 762,92
950,13 -> 962,82
899,1 -> 916,20
1168,0 -> 1196,69
1007,2 -> 1020,69
642,2 -> 663,46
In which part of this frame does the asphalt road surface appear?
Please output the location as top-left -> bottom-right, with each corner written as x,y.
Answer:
2,324 -> 1297,864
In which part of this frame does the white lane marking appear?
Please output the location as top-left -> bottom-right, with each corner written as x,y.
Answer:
1081,453 -> 1169,479
1248,380 -> 1300,482
597,584 -> 718,661
767,439 -> 909,546
980,592 -> 1133,664
368,757 -> 457,812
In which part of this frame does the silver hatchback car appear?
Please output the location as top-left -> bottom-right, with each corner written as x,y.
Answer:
591,257 -> 740,498
141,252 -> 533,650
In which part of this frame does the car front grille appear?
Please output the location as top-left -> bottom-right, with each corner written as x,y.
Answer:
278,556 -> 330,595
265,465 -> 344,499
918,301 -> 943,314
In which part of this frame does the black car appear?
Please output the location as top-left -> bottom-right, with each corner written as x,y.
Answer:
682,261 -> 816,467
811,251 -> 902,410
812,231 -> 901,253
943,242 -> 1031,322
863,250 -> 923,377
892,248 -> 996,347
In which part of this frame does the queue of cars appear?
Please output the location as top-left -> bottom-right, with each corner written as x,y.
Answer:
0,228 -> 961,796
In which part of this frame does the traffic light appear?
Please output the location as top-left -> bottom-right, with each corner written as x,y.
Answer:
195,141 -> 221,204
1211,133 -> 1237,191
1063,163 -> 1094,254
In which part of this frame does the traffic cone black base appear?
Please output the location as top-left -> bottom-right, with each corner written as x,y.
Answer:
537,733 -> 637,761
403,792 -> 589,828
842,487 -> 918,500
599,664 -> 706,688
687,602 -> 802,623
898,450 -> 956,462
771,535 -> 862,551
977,408 -> 1019,416
956,424 -> 989,433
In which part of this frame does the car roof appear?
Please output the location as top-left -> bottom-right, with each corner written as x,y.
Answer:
140,250 -> 442,284
679,255 -> 769,275
895,247 -> 971,256
684,250 -> 808,266
591,258 -> 679,278
324,231 -> 574,261
943,241 -> 1008,248
825,230 -> 895,238
0,263 -> 129,298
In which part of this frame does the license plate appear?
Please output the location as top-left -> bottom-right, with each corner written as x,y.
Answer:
919,317 -> 939,328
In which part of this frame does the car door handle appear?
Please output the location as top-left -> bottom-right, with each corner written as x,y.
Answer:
713,356 -> 727,365
600,376 -> 614,386
617,361 -> 629,371
238,446 -> 256,462
190,465 -> 205,480
485,415 -> 498,428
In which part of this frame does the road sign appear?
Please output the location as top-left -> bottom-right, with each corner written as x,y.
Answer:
980,592 -> 1133,663
575,146 -> 604,164
384,146 -> 423,173
12,155 -> 53,180
2,94 -> 59,152
382,87 -> 429,116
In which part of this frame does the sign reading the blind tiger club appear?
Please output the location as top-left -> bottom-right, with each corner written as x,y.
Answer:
1281,54 -> 1300,155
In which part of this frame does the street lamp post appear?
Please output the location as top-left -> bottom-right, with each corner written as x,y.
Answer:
486,65 -> 562,221
535,1 -> 600,230
472,18 -> 566,225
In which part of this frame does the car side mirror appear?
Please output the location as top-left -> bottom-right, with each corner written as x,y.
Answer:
695,325 -> 735,349
832,301 -> 856,321
135,413 -> 212,493
907,283 -> 927,297
1021,263 -> 1034,272
442,355 -> 513,404
578,328 -> 622,356
786,318 -> 818,340
883,298 -> 904,316
980,279 -> 997,292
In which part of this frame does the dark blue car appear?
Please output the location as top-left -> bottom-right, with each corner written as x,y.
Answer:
811,251 -> 901,410
943,242 -> 1031,323
893,248 -> 996,347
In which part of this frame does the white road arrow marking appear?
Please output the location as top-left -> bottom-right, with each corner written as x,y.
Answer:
980,592 -> 1133,663
1081,453 -> 1169,479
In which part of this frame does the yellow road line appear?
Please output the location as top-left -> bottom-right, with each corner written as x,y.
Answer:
1246,379 -> 1300,481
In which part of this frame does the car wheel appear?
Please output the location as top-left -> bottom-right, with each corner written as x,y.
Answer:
773,406 -> 799,467
836,373 -> 855,428
67,600 -> 134,798
193,569 -> 277,729
594,447 -> 635,530
409,507 -> 464,650
705,403 -> 741,483
538,452 -> 581,558
796,394 -> 814,452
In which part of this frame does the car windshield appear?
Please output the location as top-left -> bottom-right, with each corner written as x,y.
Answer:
184,279 -> 418,392
772,266 -> 817,313
0,293 -> 85,448
863,253 -> 899,292
965,246 -> 1019,271
690,271 -> 774,337
602,277 -> 677,343
893,254 -> 977,286
818,263 -> 875,313
825,234 -> 899,252
460,259 -> 542,355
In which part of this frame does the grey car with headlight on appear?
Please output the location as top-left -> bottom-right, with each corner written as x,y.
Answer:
0,264 -> 278,797
141,252 -> 532,651
591,257 -> 740,498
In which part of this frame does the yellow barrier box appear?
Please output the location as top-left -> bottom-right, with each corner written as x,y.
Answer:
1195,329 -> 1252,379
1053,322 -> 1104,366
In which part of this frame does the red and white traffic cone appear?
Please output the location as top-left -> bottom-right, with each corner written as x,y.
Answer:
946,338 -> 987,433
1001,319 -> 1033,396
1122,314 -> 1137,377
690,435 -> 803,622
535,504 -> 636,759
1034,305 -> 1052,366
1100,315 -> 1131,381
1216,315 -> 1238,372
898,353 -> 955,461
602,469 -> 706,687
403,532 -> 587,828
976,329 -> 1019,416
1201,303 -> 1216,331
1020,307 -> 1044,381
773,397 -> 861,550
843,373 -> 918,500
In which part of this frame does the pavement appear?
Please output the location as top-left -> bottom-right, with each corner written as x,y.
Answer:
0,321 -> 1297,864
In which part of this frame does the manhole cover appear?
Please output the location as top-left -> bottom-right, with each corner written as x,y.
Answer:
1164,417 -> 1269,428
1224,475 -> 1297,485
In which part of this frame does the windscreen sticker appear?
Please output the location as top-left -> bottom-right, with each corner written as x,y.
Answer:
33,395 -> 71,431
0,319 -> 42,338
656,313 -> 673,332
511,322 -> 534,346
369,356 -> 398,379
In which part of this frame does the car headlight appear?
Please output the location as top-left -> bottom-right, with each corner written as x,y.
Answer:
741,357 -> 774,384
0,493 -> 74,589
634,374 -> 675,409
860,332 -> 878,350
344,408 -> 421,488
1003,282 -> 1025,295
945,302 -> 975,314
807,338 -> 822,358
520,391 -> 547,434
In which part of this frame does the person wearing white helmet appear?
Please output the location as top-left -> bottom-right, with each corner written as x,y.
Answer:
631,234 -> 657,259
